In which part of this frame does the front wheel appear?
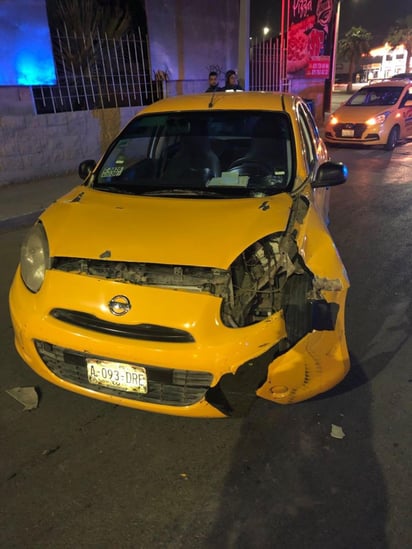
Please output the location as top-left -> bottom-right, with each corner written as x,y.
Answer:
384,126 -> 399,151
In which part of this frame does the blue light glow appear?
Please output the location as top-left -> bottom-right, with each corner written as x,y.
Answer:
0,0 -> 56,86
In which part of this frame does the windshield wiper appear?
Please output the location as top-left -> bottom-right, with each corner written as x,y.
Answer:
141,188 -> 225,197
93,184 -> 138,195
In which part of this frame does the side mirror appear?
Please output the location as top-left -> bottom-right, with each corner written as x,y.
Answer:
78,159 -> 96,180
312,161 -> 348,188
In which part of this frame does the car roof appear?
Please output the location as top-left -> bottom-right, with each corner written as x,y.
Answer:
390,73 -> 412,79
364,80 -> 411,89
138,91 -> 297,114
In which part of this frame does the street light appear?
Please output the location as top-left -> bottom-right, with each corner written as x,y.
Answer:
263,26 -> 270,37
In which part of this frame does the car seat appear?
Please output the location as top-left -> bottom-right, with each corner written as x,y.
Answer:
163,133 -> 221,185
228,117 -> 288,179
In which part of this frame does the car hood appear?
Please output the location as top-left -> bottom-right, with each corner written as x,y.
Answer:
333,105 -> 394,122
40,186 -> 293,269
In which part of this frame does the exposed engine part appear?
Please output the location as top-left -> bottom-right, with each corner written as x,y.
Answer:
52,199 -> 340,337
52,229 -> 304,329
221,232 -> 300,327
53,258 -> 232,299
312,276 -> 343,293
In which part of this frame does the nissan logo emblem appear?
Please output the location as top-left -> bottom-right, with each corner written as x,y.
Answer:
108,295 -> 131,316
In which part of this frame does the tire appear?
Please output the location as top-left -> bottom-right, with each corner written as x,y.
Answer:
384,126 -> 399,151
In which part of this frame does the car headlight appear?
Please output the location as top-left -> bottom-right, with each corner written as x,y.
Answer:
329,115 -> 338,125
366,112 -> 389,126
20,222 -> 50,293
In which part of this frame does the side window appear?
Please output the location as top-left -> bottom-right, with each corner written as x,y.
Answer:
297,103 -> 316,171
400,87 -> 412,107
301,101 -> 320,139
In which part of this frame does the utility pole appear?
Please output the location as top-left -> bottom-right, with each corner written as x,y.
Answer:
238,0 -> 250,90
324,0 -> 342,115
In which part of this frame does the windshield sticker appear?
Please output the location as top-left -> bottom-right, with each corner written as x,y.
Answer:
100,166 -> 124,178
115,155 -> 126,165
207,172 -> 249,187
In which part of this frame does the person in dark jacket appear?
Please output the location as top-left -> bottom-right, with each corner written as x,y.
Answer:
224,70 -> 243,91
205,71 -> 221,92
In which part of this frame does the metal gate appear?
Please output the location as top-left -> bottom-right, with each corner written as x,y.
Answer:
249,34 -> 289,92
32,26 -> 162,114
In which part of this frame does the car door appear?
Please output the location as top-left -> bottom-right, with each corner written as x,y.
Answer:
399,85 -> 412,137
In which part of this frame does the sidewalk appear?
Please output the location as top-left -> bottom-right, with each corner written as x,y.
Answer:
0,171 -> 80,231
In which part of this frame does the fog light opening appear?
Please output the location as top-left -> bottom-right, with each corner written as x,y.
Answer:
270,385 -> 289,396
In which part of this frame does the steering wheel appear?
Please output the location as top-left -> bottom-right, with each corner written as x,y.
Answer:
228,159 -> 272,176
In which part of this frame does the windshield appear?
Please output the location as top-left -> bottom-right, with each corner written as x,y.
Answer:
92,111 -> 294,198
347,86 -> 403,107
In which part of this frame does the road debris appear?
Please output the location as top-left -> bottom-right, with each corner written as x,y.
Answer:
330,424 -> 346,439
6,386 -> 39,411
42,446 -> 60,456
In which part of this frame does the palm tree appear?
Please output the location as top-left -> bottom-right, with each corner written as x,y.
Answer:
46,0 -> 134,72
386,15 -> 412,76
338,26 -> 372,92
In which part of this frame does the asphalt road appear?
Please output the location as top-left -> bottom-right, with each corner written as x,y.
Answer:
1,140 -> 412,549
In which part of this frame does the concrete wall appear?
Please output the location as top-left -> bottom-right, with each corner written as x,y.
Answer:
0,106 -> 140,187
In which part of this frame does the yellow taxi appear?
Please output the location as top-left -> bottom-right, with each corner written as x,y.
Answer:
325,80 -> 412,150
9,91 -> 350,418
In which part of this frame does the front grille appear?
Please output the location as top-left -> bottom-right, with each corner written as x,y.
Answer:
50,308 -> 194,343
35,340 -> 213,406
334,123 -> 367,138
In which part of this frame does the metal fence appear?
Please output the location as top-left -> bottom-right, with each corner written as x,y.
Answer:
249,35 -> 289,92
32,27 -> 163,114
32,29 -> 290,114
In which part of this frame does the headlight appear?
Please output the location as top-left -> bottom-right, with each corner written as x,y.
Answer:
20,223 -> 50,292
329,115 -> 338,125
366,112 -> 389,126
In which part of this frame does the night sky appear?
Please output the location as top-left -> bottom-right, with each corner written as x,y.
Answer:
250,0 -> 409,46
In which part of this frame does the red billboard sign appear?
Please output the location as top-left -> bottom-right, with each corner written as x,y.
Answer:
286,0 -> 334,78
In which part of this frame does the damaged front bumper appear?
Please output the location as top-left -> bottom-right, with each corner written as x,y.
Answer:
207,298 -> 349,416
10,263 -> 349,418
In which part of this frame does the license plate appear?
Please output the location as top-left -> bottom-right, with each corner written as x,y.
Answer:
86,359 -> 148,393
342,129 -> 354,137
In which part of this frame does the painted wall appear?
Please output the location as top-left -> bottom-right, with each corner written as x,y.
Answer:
145,0 -> 240,92
0,0 -> 55,86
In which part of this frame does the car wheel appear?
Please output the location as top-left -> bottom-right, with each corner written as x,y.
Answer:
384,126 -> 399,151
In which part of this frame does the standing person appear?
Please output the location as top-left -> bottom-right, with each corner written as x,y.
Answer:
205,71 -> 221,92
224,70 -> 243,91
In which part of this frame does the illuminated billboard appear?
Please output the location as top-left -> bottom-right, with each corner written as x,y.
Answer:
287,0 -> 335,78
0,0 -> 56,86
